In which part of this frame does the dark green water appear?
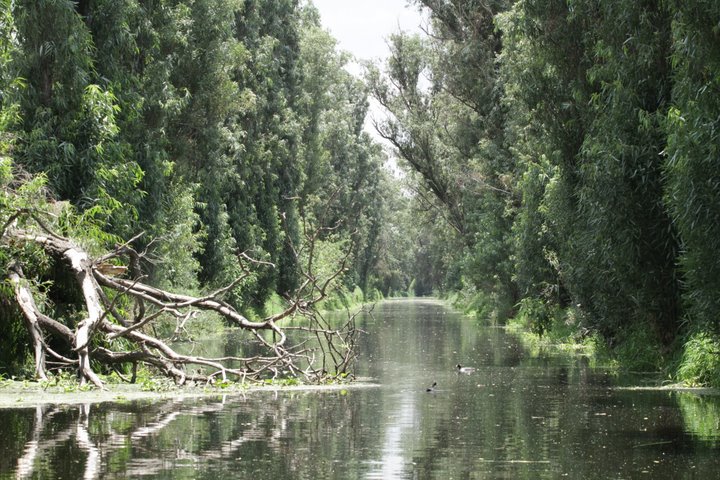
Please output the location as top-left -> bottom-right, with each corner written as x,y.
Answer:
1,298 -> 719,479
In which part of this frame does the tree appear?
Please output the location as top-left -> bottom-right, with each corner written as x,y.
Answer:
498,0 -> 596,313
500,0 -> 680,350
2,162 -> 362,385
368,0 -> 517,314
1,0 -> 391,381
571,0 -> 678,342
664,0 -> 720,332
12,0 -> 143,230
297,4 -> 387,298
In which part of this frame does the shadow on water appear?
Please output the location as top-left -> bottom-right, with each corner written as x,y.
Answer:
2,298 -> 720,479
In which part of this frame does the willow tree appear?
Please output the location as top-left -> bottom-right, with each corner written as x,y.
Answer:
7,0 -> 206,296
571,0 -> 678,347
89,0 -> 206,290
12,0 -> 144,226
664,1 -> 720,331
297,5 -> 387,296
368,0 -> 516,311
663,1 -> 720,384
500,0 -> 681,354
497,0 -> 597,329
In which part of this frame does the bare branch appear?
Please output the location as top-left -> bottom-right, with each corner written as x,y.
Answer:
4,210 -> 364,387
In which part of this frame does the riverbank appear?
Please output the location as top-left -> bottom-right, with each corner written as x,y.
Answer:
0,292 -> 379,410
445,293 -> 720,392
0,378 -> 379,409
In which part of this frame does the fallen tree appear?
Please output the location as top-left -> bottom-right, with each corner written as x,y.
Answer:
2,206 -> 365,388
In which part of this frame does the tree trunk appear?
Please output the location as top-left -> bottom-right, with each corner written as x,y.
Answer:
3,223 -> 362,387
8,264 -> 48,381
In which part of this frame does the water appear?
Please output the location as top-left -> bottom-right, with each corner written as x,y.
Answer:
2,298 -> 719,479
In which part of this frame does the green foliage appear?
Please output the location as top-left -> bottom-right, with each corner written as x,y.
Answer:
1,160 -> 53,375
406,279 -> 416,298
567,1 -> 678,339
368,0 -> 518,315
677,393 -> 720,444
611,321 -> 666,373
663,1 -> 720,331
262,293 -> 287,317
147,181 -> 202,290
365,287 -> 384,302
506,301 -> 604,360
515,297 -> 554,337
0,0 -> 389,319
302,233 -> 349,286
495,0 -> 685,366
498,0 -> 595,320
262,377 -> 301,387
136,368 -> 175,393
0,305 -> 32,376
456,288 -> 500,322
5,0 -> 720,388
318,286 -> 362,312
40,371 -> 94,393
677,332 -> 720,387
13,1 -> 144,233
0,0 -> 394,382
297,6 -> 388,297
511,159 -> 557,301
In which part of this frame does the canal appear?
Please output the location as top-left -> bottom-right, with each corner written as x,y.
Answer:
1,298 -> 719,479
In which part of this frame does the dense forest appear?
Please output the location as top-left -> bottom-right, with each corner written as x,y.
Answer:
0,0 -> 389,383
1,0 -> 719,387
371,0 -> 720,386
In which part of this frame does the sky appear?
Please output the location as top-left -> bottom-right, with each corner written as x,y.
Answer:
310,0 -> 427,155
310,0 -> 427,71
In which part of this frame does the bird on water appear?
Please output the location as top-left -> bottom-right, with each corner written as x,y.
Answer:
426,382 -> 437,392
456,364 -> 476,374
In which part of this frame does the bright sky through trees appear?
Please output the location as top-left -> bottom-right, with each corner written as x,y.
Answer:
310,0 -> 426,159
311,0 -> 426,74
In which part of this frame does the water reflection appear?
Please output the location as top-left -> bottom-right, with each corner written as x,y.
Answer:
2,299 -> 720,479
677,393 -> 720,444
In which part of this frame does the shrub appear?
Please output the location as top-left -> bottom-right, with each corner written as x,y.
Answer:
677,331 -> 720,387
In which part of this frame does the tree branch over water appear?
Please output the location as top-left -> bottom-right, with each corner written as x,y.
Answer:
2,207 -> 364,388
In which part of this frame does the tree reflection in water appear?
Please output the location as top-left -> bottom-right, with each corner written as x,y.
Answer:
4,300 -> 720,480
11,394 -> 289,479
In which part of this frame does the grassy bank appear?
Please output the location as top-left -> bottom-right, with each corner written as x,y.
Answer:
448,293 -> 720,389
254,285 -> 377,320
0,373 -> 377,409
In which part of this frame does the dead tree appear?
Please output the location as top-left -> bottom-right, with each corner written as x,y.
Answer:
2,211 -> 365,388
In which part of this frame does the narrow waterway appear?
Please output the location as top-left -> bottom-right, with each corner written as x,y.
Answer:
1,298 -> 719,479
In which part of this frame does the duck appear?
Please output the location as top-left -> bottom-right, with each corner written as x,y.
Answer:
456,364 -> 476,374
426,381 -> 437,392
